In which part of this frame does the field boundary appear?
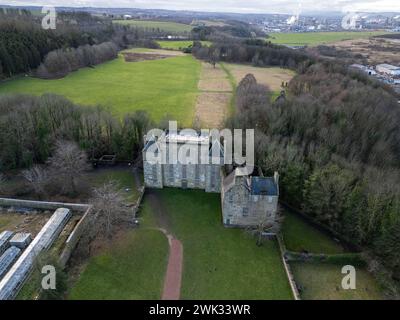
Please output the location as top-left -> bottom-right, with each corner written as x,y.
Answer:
276,234 -> 301,300
220,63 -> 237,116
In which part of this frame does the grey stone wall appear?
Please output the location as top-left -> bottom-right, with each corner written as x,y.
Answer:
222,177 -> 249,225
143,140 -> 222,192
205,165 -> 222,193
143,160 -> 163,188
221,179 -> 278,227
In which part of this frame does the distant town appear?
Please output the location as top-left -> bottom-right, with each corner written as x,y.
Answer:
351,63 -> 400,93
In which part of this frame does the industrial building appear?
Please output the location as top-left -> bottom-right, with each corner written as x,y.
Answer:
350,64 -> 377,76
376,64 -> 400,76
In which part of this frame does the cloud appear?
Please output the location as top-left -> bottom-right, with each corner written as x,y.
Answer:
1,0 -> 399,14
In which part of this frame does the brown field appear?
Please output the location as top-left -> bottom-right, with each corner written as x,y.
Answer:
225,64 -> 296,92
194,63 -> 232,128
122,49 -> 185,62
198,63 -> 232,92
331,38 -> 400,65
194,92 -> 231,128
0,212 -> 52,237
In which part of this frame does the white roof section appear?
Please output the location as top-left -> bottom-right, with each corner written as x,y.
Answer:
162,131 -> 209,145
10,233 -> 31,243
377,64 -> 400,70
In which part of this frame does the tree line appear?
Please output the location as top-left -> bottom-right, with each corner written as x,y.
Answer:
192,39 -> 312,70
228,62 -> 400,289
36,42 -> 119,79
0,94 -> 152,170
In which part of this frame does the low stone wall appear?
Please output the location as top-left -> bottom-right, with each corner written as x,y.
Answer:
276,234 -> 301,301
59,184 -> 146,267
59,205 -> 92,267
0,198 -> 89,213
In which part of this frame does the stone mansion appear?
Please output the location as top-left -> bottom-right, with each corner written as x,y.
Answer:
142,130 -> 279,227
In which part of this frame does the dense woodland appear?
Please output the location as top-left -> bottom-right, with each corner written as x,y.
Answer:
36,42 -> 119,79
193,39 -> 312,69
191,21 -> 265,40
0,94 -> 151,170
0,9 -> 161,79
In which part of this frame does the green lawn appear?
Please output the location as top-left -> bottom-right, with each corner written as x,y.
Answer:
68,229 -> 169,300
114,20 -> 193,33
157,40 -> 212,50
282,210 -> 345,254
291,262 -> 384,300
142,189 -> 293,300
268,31 -> 388,46
0,55 -> 201,126
86,168 -> 141,202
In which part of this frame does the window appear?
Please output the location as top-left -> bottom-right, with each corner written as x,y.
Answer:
242,207 -> 249,217
268,197 -> 273,203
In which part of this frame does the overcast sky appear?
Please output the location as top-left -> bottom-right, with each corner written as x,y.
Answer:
1,0 -> 399,14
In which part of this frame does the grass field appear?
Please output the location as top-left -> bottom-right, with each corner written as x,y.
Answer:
114,20 -> 193,33
268,31 -> 387,46
142,189 -> 293,300
291,262 -> 383,300
0,215 -> 18,231
0,54 -> 201,126
282,210 -> 345,254
85,168 -> 141,202
157,40 -> 211,50
282,210 -> 384,299
69,229 -> 169,300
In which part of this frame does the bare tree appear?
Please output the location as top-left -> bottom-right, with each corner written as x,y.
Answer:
246,211 -> 283,246
0,173 -> 5,193
208,47 -> 220,68
89,180 -> 133,239
47,140 -> 90,195
22,165 -> 48,198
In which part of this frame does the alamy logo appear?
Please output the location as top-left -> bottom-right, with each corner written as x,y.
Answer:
145,121 -> 255,173
42,6 -> 57,30
341,265 -> 356,290
41,265 -> 56,290
341,12 -> 360,30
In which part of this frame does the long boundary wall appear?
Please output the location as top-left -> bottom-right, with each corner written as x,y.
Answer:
276,234 -> 301,300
